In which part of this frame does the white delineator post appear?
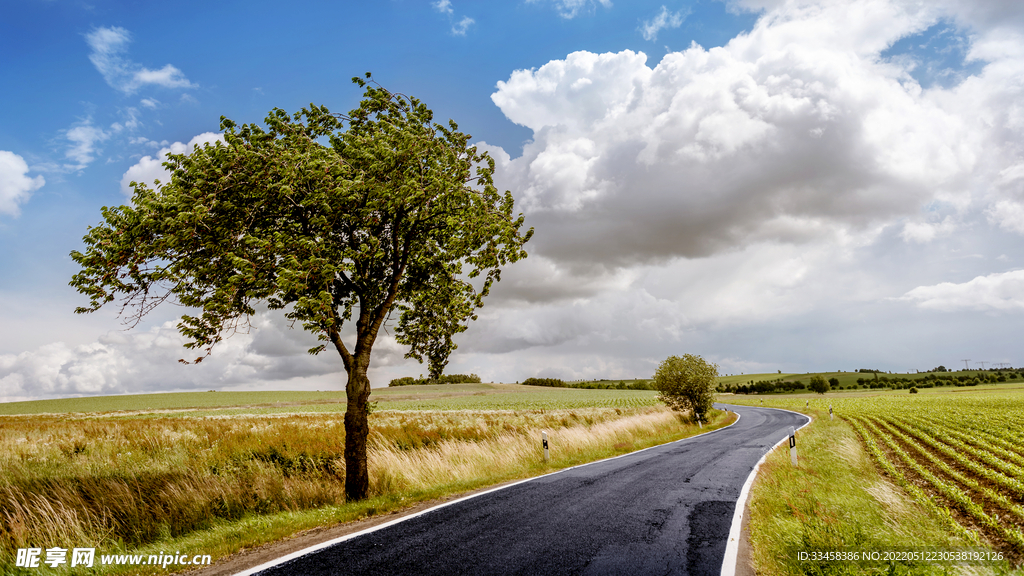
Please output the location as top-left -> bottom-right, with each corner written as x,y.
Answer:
789,426 -> 797,466
542,431 -> 549,462
829,404 -> 833,420
698,417 -> 703,429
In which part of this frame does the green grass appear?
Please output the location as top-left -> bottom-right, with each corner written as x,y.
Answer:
0,384 -> 659,421
743,407 -> 988,575
0,383 -> 659,418
726,387 -> 1024,574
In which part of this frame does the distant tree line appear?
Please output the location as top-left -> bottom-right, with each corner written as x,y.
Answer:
388,374 -> 482,387
521,377 -> 655,391
719,369 -> 1023,395
856,371 -> 1020,389
718,378 -> 808,395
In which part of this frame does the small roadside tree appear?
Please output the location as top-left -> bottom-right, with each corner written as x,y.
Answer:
653,354 -> 718,422
809,375 -> 830,394
69,75 -> 532,501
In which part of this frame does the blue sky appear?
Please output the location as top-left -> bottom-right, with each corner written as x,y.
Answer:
3,0 -> 1024,400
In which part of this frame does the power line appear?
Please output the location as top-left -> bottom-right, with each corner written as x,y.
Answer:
962,359 -> 971,370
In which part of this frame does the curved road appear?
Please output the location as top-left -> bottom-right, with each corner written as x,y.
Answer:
248,404 -> 808,576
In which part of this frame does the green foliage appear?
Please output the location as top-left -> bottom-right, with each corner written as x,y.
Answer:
388,374 -> 482,386
521,377 -> 655,391
653,354 -> 717,420
909,387 -> 918,394
68,75 -> 532,501
521,377 -> 566,387
721,377 -> 805,394
69,75 -> 531,378
808,374 -> 831,394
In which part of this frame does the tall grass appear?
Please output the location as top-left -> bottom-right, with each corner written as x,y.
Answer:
1,406 -> 715,564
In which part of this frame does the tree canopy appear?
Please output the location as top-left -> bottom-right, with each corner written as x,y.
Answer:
70,75 -> 532,499
808,375 -> 831,394
653,354 -> 717,421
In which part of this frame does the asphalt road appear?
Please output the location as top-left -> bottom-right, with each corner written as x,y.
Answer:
253,404 -> 809,576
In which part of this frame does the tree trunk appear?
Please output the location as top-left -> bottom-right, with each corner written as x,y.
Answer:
344,362 -> 371,501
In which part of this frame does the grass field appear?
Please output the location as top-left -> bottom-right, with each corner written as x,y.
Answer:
724,386 -> 1024,574
0,383 -> 723,575
0,383 -> 662,418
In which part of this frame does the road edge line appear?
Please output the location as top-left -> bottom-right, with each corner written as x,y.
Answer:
233,408 -> 742,576
720,406 -> 811,576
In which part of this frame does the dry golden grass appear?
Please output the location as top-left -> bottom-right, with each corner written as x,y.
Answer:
1,405 -> 702,559
368,408 -> 683,494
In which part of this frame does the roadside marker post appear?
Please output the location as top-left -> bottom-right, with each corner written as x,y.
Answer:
698,417 -> 703,429
789,426 -> 797,467
542,431 -> 549,462
829,405 -> 833,421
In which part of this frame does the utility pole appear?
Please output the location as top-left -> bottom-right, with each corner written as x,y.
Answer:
978,361 -> 987,370
962,359 -> 971,370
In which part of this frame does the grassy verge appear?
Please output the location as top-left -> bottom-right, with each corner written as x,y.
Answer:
745,408 -> 1009,575
3,406 -> 734,575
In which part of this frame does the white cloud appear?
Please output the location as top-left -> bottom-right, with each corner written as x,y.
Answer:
900,215 -> 958,243
109,107 -> 142,134
452,16 -> 475,35
487,0 -> 1024,269
64,119 -> 110,169
433,0 -> 453,14
527,0 -> 613,19
0,307 -> 419,401
901,270 -> 1024,312
987,200 -> 1024,234
640,6 -> 688,41
0,151 -> 45,216
121,132 -> 224,196
140,98 -> 160,109
85,26 -> 196,95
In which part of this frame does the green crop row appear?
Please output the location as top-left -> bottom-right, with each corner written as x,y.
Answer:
726,388 -> 1024,563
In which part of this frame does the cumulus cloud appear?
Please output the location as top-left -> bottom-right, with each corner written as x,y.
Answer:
0,151 -> 45,217
433,0 -> 453,14
987,200 -> 1024,234
488,0 -> 1024,269
0,310 -> 412,401
85,26 -> 196,95
460,0 -> 1024,379
901,270 -> 1024,311
900,215 -> 958,243
640,6 -> 688,41
120,132 -> 224,196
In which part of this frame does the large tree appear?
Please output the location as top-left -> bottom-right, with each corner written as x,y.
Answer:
653,354 -> 717,422
70,75 -> 532,500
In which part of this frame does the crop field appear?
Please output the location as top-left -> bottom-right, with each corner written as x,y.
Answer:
0,384 -> 712,574
0,383 -> 661,418
724,387 -> 1024,565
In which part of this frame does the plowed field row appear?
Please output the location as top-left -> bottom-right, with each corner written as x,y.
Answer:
844,395 -> 1024,559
